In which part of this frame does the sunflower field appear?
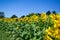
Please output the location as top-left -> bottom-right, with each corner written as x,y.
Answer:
0,13 -> 60,40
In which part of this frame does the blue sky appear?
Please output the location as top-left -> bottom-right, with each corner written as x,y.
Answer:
0,0 -> 60,17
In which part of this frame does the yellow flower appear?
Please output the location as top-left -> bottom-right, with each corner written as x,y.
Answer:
30,15 -> 39,22
54,20 -> 58,23
54,29 -> 60,39
46,27 -> 54,37
41,13 -> 47,22
2,18 -> 7,22
9,18 -> 13,22
56,34 -> 60,39
22,16 -> 28,22
54,22 -> 60,29
54,23 -> 57,28
49,13 -> 56,19
45,35 -> 53,40
56,14 -> 60,20
28,18 -> 32,23
16,18 -> 20,22
20,18 -> 23,22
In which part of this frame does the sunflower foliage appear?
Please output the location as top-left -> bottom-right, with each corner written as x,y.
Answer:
0,13 -> 54,40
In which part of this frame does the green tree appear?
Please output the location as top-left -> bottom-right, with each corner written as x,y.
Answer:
11,15 -> 18,18
52,11 -> 57,15
46,11 -> 51,15
26,13 -> 34,17
0,12 -> 5,18
20,15 -> 25,18
35,13 -> 41,16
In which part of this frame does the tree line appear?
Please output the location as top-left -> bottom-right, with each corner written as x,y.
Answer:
0,11 -> 57,18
